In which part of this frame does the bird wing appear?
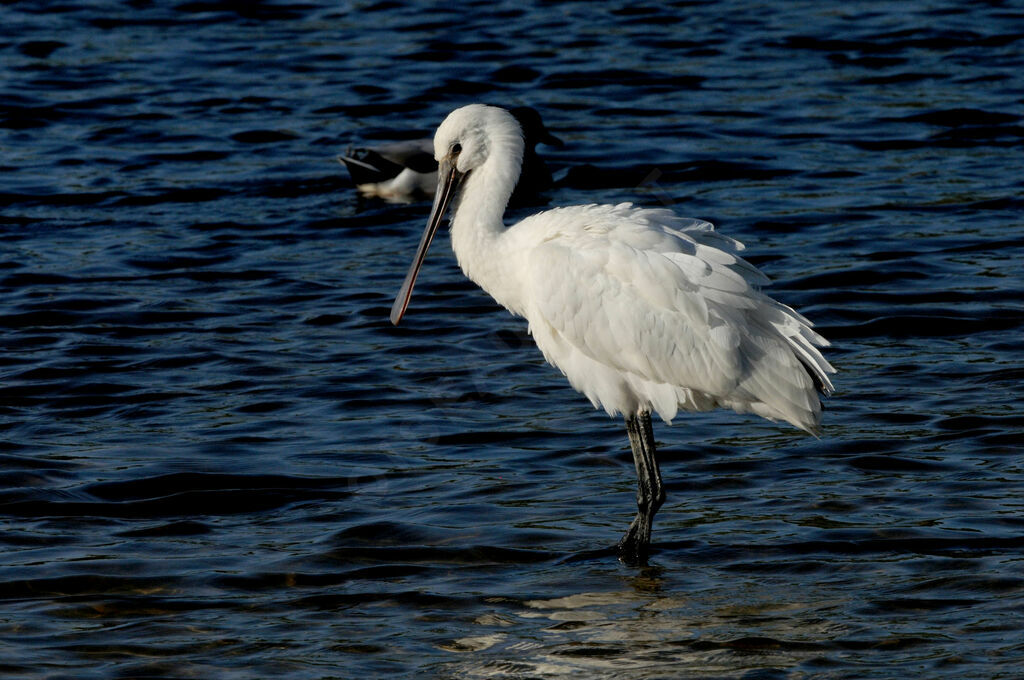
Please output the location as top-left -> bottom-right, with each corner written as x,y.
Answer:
339,139 -> 436,185
372,139 -> 437,172
520,203 -> 833,431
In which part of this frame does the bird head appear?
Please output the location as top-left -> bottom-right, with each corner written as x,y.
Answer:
390,105 -> 524,325
432,104 -> 524,175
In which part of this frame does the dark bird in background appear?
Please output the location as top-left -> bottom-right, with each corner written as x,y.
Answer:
339,106 -> 563,204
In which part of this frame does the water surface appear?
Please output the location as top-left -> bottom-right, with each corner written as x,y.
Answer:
2,1 -> 1023,677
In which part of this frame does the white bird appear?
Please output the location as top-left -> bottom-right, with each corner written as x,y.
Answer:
340,106 -> 562,203
390,104 -> 835,563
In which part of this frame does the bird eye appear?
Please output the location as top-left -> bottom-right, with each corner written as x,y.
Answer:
451,143 -> 462,155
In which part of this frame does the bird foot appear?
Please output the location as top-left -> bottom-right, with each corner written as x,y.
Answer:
616,516 -> 652,565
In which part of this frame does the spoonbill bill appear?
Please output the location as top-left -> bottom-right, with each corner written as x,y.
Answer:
390,104 -> 835,563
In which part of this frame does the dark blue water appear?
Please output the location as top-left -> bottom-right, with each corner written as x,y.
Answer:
3,1 -> 1023,677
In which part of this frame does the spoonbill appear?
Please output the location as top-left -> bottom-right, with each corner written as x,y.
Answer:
390,104 -> 835,563
340,106 -> 562,203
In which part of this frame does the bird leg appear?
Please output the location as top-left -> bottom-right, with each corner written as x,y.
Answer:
617,410 -> 665,564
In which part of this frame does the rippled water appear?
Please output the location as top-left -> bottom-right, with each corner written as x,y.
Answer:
3,1 -> 1023,677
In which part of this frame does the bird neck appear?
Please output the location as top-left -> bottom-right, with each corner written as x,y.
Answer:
448,140 -> 524,313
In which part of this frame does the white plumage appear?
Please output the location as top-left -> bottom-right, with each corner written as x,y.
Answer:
493,203 -> 831,432
390,104 -> 835,562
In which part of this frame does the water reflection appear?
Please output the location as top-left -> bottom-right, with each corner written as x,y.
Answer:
441,572 -> 857,678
